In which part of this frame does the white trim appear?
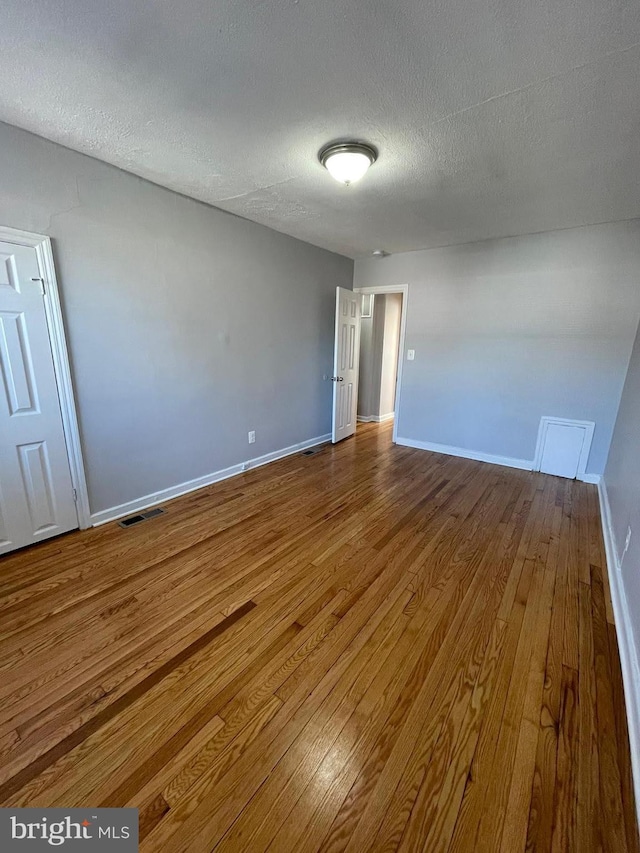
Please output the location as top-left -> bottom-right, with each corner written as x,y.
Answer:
0,225 -> 91,529
598,478 -> 640,829
396,434 -> 602,480
353,284 -> 408,444
533,416 -> 595,477
91,432 -> 331,526
357,413 -> 394,424
395,436 -> 533,471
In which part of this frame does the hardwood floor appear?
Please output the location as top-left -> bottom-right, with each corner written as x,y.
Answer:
0,421 -> 637,852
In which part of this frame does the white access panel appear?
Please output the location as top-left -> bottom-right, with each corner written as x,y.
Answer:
534,417 -> 595,479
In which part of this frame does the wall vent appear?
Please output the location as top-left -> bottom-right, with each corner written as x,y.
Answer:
118,507 -> 166,528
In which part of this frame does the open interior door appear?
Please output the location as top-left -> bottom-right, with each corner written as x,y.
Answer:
331,287 -> 361,443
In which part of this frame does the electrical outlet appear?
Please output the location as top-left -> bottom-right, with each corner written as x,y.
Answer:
248,430 -> 256,444
624,525 -> 632,554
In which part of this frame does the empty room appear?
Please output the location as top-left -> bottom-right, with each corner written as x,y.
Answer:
0,1 -> 639,851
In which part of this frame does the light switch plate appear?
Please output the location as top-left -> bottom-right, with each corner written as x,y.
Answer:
407,349 -> 415,361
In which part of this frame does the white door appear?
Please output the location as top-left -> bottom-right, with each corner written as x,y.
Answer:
0,240 -> 78,554
332,287 -> 361,443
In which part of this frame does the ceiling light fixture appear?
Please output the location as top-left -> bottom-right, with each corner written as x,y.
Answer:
319,141 -> 378,185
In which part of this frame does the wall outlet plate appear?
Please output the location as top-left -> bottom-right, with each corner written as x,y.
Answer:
248,430 -> 256,444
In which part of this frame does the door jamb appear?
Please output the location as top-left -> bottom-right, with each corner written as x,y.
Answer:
353,283 -> 409,445
0,225 -> 91,529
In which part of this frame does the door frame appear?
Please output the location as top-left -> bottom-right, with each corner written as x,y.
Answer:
0,225 -> 91,529
352,283 -> 408,444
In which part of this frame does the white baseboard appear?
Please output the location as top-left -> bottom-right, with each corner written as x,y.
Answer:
357,413 -> 395,424
90,433 -> 331,526
395,436 -> 602,482
395,436 -> 533,471
598,478 -> 640,828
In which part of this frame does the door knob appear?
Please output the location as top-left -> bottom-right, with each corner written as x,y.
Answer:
331,376 -> 344,382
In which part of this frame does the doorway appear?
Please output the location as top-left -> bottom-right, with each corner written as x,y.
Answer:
0,226 -> 89,554
354,286 -> 407,442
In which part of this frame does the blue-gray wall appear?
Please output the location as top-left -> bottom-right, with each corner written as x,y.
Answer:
605,321 -> 640,658
0,121 -> 352,515
354,222 -> 640,474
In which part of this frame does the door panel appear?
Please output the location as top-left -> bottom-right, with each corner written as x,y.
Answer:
18,441 -> 58,534
332,287 -> 361,443
0,250 -> 20,293
0,311 -> 39,414
0,241 -> 77,554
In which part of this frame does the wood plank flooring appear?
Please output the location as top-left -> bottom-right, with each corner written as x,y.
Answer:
0,421 -> 637,851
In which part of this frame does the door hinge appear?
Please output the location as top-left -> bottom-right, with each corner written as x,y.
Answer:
72,488 -> 78,502
31,276 -> 45,295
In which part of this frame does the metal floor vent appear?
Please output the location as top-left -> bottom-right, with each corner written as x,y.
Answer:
301,446 -> 323,456
118,507 -> 166,528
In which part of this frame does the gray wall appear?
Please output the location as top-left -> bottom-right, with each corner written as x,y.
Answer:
379,293 -> 402,417
357,293 -> 401,419
357,297 -> 377,419
358,295 -> 385,419
0,122 -> 352,514
354,222 -> 640,474
604,321 -> 640,655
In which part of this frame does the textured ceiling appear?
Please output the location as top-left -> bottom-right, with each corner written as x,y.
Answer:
1,0 -> 639,258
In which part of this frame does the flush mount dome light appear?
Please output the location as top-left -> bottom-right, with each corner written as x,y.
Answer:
319,142 -> 378,185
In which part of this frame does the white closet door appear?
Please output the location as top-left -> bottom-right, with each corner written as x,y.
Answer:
0,240 -> 78,554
